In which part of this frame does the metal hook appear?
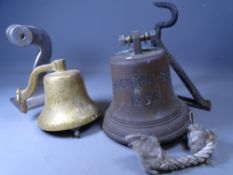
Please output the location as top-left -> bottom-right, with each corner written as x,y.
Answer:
153,2 -> 178,38
119,2 -> 178,52
6,24 -> 52,111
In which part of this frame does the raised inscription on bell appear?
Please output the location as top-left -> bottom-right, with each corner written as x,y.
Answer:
113,73 -> 155,90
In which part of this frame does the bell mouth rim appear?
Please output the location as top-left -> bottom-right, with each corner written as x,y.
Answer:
105,100 -> 188,127
38,111 -> 101,132
103,101 -> 191,145
103,118 -> 190,145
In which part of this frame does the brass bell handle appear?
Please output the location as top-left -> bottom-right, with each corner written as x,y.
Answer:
16,59 -> 66,113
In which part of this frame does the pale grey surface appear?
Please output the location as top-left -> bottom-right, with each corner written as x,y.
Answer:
0,70 -> 232,175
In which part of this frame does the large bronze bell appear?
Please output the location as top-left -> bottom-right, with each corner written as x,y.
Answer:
16,59 -> 100,136
103,2 -> 211,144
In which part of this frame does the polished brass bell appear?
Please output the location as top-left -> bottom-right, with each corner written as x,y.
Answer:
16,59 -> 100,135
103,2 -> 211,144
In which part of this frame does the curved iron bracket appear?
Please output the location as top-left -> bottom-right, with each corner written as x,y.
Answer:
152,2 -> 211,111
6,24 -> 52,111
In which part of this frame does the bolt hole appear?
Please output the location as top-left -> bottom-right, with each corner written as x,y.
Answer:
19,33 -> 25,40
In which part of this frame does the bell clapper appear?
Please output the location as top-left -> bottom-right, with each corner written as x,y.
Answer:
189,111 -> 194,124
73,128 -> 81,138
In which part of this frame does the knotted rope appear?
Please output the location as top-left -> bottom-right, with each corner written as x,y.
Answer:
125,123 -> 216,174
